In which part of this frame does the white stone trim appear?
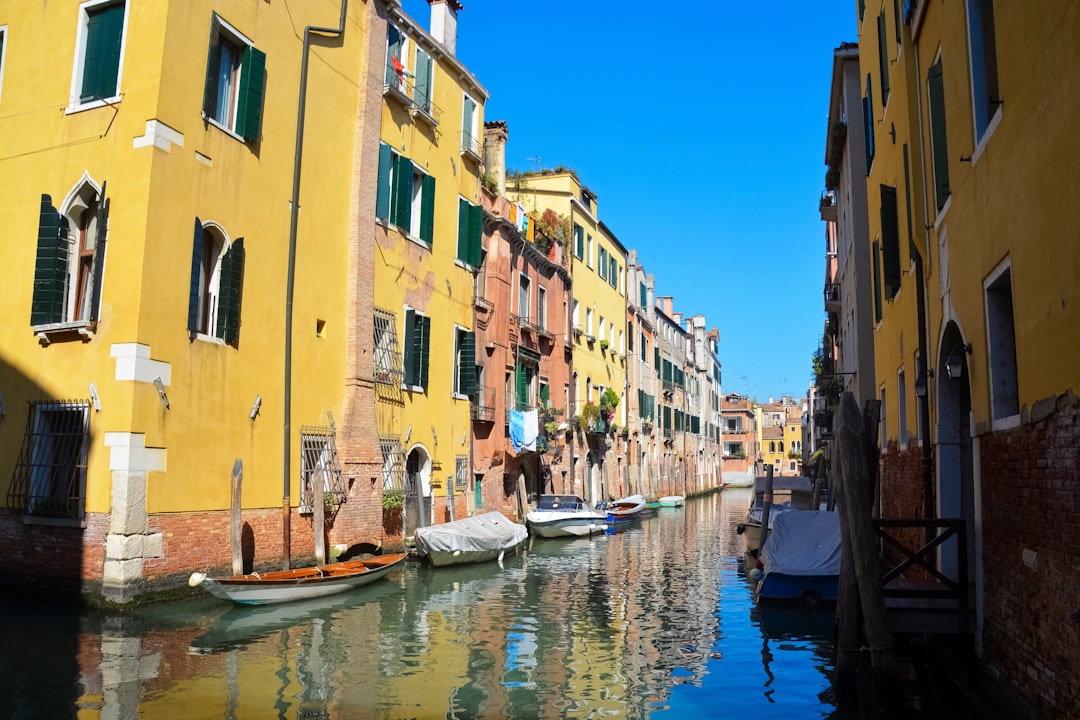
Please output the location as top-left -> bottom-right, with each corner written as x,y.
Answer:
111,343 -> 171,385
133,119 -> 184,152
104,432 -> 167,473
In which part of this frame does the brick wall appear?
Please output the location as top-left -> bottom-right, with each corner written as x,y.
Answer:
0,512 -> 108,589
979,397 -> 1080,718
879,440 -> 927,570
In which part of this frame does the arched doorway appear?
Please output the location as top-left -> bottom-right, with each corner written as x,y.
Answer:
404,445 -> 431,537
935,321 -> 977,587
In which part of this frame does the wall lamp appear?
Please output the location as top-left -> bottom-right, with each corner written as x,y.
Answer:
914,369 -> 934,399
946,343 -> 973,380
249,394 -> 263,420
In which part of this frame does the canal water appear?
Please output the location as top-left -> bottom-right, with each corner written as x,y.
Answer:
0,490 -> 976,719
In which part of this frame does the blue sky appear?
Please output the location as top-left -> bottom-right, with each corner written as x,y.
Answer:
402,0 -> 857,401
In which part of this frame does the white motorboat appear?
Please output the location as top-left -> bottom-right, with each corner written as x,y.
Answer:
658,495 -> 685,507
526,494 -> 608,538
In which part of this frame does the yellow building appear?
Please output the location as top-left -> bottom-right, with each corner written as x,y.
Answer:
854,1 -> 1080,713
507,172 -> 628,503
0,1 -> 394,601
371,1 -> 487,535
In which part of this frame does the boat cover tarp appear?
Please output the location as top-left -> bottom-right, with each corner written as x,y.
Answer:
759,510 -> 841,577
414,511 -> 528,556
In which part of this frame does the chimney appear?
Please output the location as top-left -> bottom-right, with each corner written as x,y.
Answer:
483,121 -> 508,195
646,275 -> 655,316
428,0 -> 462,56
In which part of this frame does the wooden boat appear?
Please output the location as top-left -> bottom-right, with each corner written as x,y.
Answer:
188,553 -> 406,606
753,510 -> 840,606
658,495 -> 685,507
603,494 -> 647,524
526,494 -> 608,538
413,511 -> 529,567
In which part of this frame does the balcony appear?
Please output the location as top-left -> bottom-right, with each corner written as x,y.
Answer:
819,191 -> 837,222
383,62 -> 443,127
824,282 -> 841,313
471,386 -> 496,423
460,130 -> 482,163
505,391 -> 536,425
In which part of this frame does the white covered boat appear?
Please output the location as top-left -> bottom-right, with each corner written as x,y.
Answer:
658,495 -> 685,507
526,494 -> 608,538
414,511 -> 528,567
754,510 -> 841,606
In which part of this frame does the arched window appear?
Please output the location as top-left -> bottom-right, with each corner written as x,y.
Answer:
188,218 -> 246,346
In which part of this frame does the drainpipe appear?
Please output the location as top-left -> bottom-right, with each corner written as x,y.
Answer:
283,0 -> 349,570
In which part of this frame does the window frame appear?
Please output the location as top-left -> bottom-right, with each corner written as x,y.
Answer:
0,25 -> 8,102
187,219 -> 245,346
452,325 -> 476,399
402,306 -> 431,391
202,13 -> 266,143
68,0 -> 128,113
984,260 -> 1020,428
7,400 -> 91,525
965,0 -> 1002,156
461,92 -> 479,158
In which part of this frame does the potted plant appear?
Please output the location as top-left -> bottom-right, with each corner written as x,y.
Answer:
382,487 -> 406,511
599,339 -> 609,352
578,403 -> 601,431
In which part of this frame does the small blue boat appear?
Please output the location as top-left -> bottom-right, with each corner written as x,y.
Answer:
754,510 -> 841,607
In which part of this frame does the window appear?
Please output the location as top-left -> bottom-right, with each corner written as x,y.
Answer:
461,93 -> 479,157
966,0 -> 1000,144
598,316 -> 606,343
6,400 -> 90,521
455,456 -> 469,491
898,369 -> 907,446
573,225 -> 584,259
414,47 -> 434,116
299,425 -> 341,512
384,24 -> 407,93
880,388 -> 887,452
537,287 -> 547,330
71,1 -> 126,108
453,327 -> 476,398
927,58 -> 951,211
377,144 -> 435,245
877,11 -> 890,106
586,308 -> 594,337
202,14 -> 265,142
639,281 -> 647,309
456,197 -> 482,265
187,219 -> 245,346
724,442 -> 744,458
609,258 -> 618,289
985,264 -> 1019,422
725,417 -> 743,433
373,307 -> 402,386
539,381 -> 550,410
880,185 -> 901,299
31,185 -> 110,329
380,435 -> 405,491
572,300 -> 580,330
513,361 -> 536,410
518,275 -> 530,321
0,25 -> 7,101
586,235 -> 593,268
598,247 -> 608,280
403,308 -> 431,390
863,74 -> 876,171
872,239 -> 883,323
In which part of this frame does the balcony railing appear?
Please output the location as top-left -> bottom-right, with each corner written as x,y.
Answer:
505,391 -> 536,424
461,130 -> 482,161
471,386 -> 496,422
824,282 -> 841,312
383,61 -> 443,126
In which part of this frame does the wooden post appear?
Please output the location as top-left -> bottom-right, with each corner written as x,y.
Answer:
313,470 -> 326,566
812,453 -> 826,509
230,459 -> 243,576
758,465 -> 775,551
833,392 -> 894,709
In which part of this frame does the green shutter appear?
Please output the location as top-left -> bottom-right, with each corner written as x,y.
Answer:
236,45 -> 266,142
880,185 -> 901,298
539,382 -> 549,408
203,27 -> 221,117
663,360 -> 672,382
655,347 -> 660,376
863,79 -> 875,171
88,188 -> 109,323
216,238 -> 245,346
574,225 -> 584,259
611,259 -> 618,288
872,240 -> 883,324
392,155 -> 413,230
403,309 -> 416,385
420,174 -> 436,244
598,247 -> 607,279
376,144 -> 392,221
859,0 -> 866,21
458,331 -> 476,398
877,12 -> 890,106
639,282 -> 647,308
893,0 -> 902,41
928,60 -> 951,210
469,202 -> 484,267
515,363 -> 527,410
81,3 -> 124,102
187,218 -> 204,336
31,195 -> 69,326
417,315 -> 431,390
457,199 -> 469,263
414,50 -> 432,110
385,26 -> 402,86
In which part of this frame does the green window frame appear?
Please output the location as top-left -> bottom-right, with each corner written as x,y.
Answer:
639,281 -> 647,309
880,185 -> 901,299
403,309 -> 431,390
863,75 -> 876,172
454,327 -> 476,398
31,196 -> 71,326
609,259 -> 618,289
203,14 -> 266,142
877,11 -> 890,106
927,59 -> 951,211
598,247 -> 608,279
574,225 -> 584,259
187,218 -> 246,346
872,239 -> 883,324
79,1 -> 125,103
414,48 -> 433,114
457,198 -> 483,266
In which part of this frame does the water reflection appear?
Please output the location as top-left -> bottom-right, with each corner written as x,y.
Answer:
1,489 -> 846,719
